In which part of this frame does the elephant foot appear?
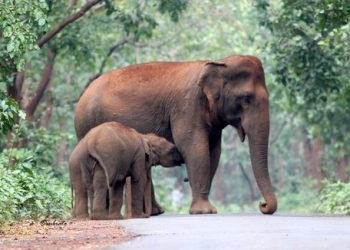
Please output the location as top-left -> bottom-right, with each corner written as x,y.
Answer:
74,212 -> 89,220
132,212 -> 150,219
151,203 -> 164,216
92,211 -> 109,220
189,197 -> 217,214
108,212 -> 124,220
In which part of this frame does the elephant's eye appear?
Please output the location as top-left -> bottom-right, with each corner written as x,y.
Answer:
239,95 -> 253,108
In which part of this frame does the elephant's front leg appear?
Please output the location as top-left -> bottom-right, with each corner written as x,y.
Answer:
130,157 -> 149,218
144,173 -> 153,216
150,181 -> 164,216
177,131 -> 216,214
91,166 -> 108,220
209,131 -> 222,181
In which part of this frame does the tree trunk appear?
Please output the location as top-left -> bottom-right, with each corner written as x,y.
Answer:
7,71 -> 25,103
303,135 -> 324,192
337,156 -> 348,182
25,49 -> 56,120
40,92 -> 54,129
313,137 -> 324,191
303,137 -> 314,178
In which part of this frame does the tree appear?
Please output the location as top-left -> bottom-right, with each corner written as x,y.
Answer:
255,0 -> 350,184
0,0 -> 188,122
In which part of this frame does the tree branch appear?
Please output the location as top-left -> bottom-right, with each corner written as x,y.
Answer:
37,0 -> 103,48
79,38 -> 130,97
98,38 -> 130,75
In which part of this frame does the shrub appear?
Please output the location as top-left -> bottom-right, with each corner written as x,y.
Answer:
0,93 -> 25,134
0,148 -> 71,223
317,180 -> 350,215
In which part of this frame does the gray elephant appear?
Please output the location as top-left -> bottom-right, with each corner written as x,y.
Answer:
69,121 -> 183,219
75,55 -> 277,215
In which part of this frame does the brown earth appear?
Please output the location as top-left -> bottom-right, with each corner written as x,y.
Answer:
0,219 -> 133,250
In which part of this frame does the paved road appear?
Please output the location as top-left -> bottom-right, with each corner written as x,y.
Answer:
111,213 -> 350,250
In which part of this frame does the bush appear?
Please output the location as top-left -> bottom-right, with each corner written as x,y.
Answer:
317,180 -> 350,215
0,93 -> 26,134
0,148 -> 71,222
0,122 -> 73,224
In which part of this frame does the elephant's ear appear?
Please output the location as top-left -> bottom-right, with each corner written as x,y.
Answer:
199,61 -> 227,111
206,61 -> 226,67
141,138 -> 152,167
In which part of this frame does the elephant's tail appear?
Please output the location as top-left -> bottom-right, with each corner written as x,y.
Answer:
70,182 -> 74,210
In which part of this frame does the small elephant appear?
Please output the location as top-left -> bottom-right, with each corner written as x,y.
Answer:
69,121 -> 183,220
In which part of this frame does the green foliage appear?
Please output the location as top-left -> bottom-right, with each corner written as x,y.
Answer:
255,0 -> 350,149
0,93 -> 25,134
13,124 -> 74,172
0,0 -> 48,75
157,0 -> 188,22
115,7 -> 158,41
0,148 -> 70,222
317,180 -> 350,215
0,124 -> 72,222
277,180 -> 319,213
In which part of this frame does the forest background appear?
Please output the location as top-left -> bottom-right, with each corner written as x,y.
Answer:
1,0 -> 350,223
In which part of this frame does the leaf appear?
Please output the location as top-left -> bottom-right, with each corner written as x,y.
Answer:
38,18 -> 46,26
7,42 -> 14,52
35,200 -> 44,210
3,26 -> 12,37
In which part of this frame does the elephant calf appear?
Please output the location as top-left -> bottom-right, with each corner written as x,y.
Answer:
69,121 -> 183,220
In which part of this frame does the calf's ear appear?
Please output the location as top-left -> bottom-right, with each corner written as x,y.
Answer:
142,138 -> 151,155
141,138 -> 152,165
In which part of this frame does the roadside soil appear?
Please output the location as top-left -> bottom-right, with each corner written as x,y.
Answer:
0,219 -> 133,250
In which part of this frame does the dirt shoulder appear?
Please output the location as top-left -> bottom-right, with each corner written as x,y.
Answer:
0,219 -> 134,250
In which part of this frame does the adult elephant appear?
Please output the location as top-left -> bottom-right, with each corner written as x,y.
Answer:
75,55 -> 277,215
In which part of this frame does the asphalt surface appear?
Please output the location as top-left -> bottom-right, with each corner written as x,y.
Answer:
110,213 -> 350,250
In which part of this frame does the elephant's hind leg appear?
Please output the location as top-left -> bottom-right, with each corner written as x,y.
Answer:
109,178 -> 125,220
69,156 -> 88,219
91,166 -> 109,220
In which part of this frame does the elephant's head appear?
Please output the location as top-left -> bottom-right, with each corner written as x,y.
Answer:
142,134 -> 184,168
199,55 -> 277,214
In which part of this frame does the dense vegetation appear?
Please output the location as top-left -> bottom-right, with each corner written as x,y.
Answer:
0,0 -> 349,222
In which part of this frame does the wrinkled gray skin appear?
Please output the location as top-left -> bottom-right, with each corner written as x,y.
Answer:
75,55 -> 277,215
69,122 -> 183,219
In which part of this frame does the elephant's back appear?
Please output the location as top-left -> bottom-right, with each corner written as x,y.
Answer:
85,122 -> 141,156
75,61 -> 204,139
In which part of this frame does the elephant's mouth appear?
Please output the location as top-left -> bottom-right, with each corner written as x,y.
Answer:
173,150 -> 185,165
234,119 -> 246,142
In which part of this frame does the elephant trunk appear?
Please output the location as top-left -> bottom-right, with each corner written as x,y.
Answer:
247,119 -> 277,215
